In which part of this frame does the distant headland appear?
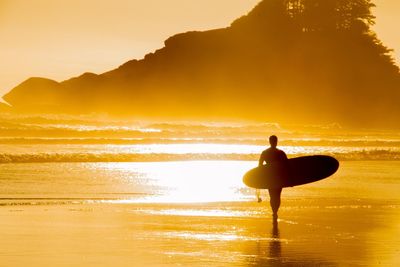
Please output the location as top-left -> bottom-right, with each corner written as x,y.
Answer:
3,0 -> 400,129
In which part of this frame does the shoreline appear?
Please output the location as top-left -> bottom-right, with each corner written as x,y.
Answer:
1,198 -> 399,266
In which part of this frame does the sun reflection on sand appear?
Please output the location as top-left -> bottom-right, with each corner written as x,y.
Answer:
137,208 -> 260,218
0,161 -> 399,266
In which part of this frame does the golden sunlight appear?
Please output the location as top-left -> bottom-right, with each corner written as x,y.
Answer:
1,1 -> 399,266
107,161 -> 254,203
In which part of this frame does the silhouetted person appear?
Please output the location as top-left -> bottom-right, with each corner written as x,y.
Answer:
258,135 -> 287,220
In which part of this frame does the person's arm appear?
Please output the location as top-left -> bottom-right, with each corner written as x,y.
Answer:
258,152 -> 265,166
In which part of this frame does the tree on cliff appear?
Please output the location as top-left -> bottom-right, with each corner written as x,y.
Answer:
287,0 -> 375,32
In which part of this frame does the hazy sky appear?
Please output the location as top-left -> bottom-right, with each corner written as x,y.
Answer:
0,0 -> 398,96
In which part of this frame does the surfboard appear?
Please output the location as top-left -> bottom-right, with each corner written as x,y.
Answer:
243,155 -> 339,189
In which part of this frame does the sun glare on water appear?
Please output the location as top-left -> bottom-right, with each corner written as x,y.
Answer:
104,160 -> 255,203
93,143 -> 355,204
149,161 -> 248,203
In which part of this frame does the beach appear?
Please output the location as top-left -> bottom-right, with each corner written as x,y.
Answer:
0,118 -> 399,266
1,161 -> 399,266
1,0 -> 400,265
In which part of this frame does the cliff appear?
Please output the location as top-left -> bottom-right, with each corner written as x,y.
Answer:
4,0 -> 400,128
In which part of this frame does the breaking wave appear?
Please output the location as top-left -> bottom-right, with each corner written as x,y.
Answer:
0,137 -> 400,149
0,149 -> 399,163
0,115 -> 398,162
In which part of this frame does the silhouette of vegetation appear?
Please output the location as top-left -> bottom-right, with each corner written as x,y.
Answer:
3,0 -> 399,128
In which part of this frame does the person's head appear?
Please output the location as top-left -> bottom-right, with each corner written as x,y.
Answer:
269,135 -> 278,148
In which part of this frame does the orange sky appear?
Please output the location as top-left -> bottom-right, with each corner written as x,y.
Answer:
0,0 -> 398,96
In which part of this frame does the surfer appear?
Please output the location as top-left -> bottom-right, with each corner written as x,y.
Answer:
258,135 -> 288,220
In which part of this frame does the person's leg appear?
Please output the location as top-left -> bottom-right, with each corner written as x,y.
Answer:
268,188 -> 282,218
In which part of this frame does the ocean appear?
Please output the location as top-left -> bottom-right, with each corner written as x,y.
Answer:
0,114 -> 399,266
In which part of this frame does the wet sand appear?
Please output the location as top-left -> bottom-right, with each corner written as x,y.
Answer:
1,198 -> 399,266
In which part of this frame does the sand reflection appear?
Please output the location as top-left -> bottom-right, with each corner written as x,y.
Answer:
269,220 -> 282,261
245,218 -> 338,266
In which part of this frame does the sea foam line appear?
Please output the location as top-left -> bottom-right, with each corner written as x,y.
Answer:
0,150 -> 398,163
